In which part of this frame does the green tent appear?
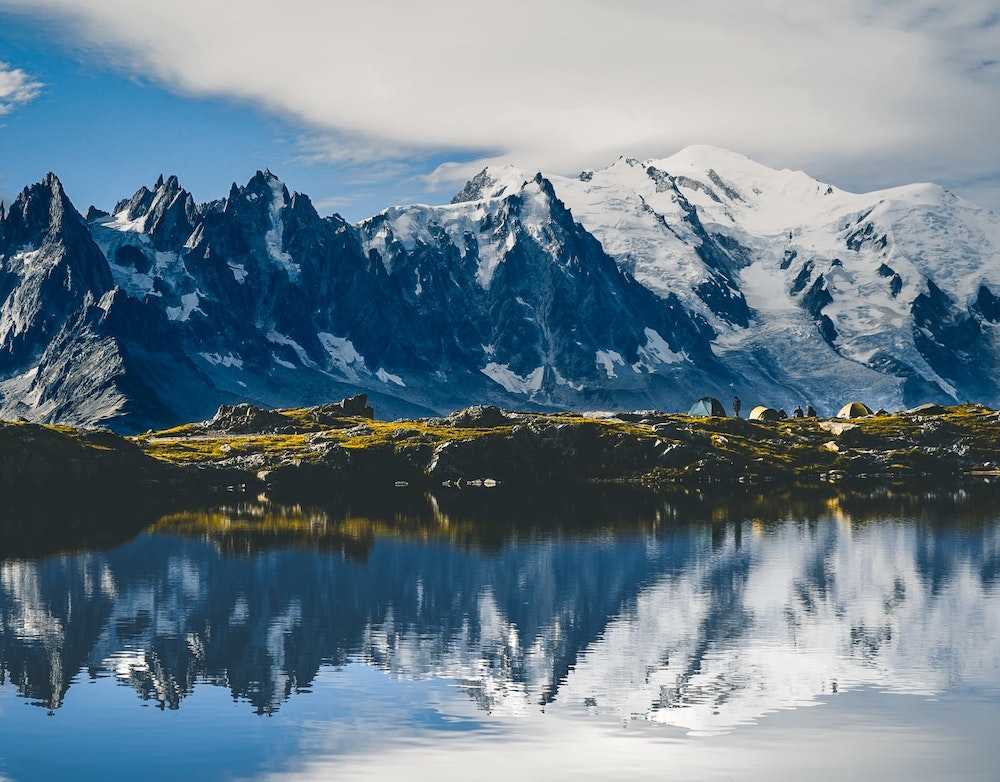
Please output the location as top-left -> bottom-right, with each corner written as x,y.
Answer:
688,397 -> 727,417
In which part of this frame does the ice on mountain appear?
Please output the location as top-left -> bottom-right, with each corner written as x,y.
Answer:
481,362 -> 544,395
264,179 -> 301,281
200,352 -> 244,369
595,350 -> 625,379
318,332 -> 367,381
266,330 -> 315,368
637,328 -> 688,367
376,367 -> 405,387
166,291 -> 203,321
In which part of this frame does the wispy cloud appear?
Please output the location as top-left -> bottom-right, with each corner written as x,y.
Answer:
293,131 -> 457,188
293,132 -> 420,167
1,1 -> 998,205
0,60 -> 42,115
311,194 -> 359,214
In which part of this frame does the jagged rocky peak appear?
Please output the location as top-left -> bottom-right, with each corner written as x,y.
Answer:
222,169 -> 291,224
107,173 -> 198,249
0,173 -> 114,376
243,169 -> 289,203
1,172 -> 77,249
451,164 -> 528,203
286,190 -> 320,223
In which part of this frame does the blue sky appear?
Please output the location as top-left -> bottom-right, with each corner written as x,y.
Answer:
1,2 -> 998,219
0,13 -> 467,220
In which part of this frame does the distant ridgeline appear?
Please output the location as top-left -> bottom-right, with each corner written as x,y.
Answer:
1,145 -> 999,433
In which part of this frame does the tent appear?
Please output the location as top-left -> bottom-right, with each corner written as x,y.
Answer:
837,401 -> 873,419
688,397 -> 727,417
748,405 -> 782,422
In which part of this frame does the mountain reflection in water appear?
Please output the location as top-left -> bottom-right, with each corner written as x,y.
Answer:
0,487 -> 999,779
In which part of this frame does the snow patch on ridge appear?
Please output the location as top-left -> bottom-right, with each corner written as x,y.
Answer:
635,328 -> 688,370
481,362 -> 544,394
376,367 -> 405,387
107,209 -> 150,235
200,352 -> 243,369
317,332 -> 367,380
595,350 -> 625,379
264,180 -> 301,281
166,292 -> 204,322
266,330 -> 316,368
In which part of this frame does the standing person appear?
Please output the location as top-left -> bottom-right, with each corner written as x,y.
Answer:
794,406 -> 804,418
733,396 -> 742,419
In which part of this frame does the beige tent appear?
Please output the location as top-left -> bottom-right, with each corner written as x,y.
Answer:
748,405 -> 782,422
837,401 -> 873,419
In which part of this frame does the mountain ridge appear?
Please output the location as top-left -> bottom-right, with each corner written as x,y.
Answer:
1,146 -> 998,432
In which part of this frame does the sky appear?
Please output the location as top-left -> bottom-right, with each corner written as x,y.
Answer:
0,1 -> 998,220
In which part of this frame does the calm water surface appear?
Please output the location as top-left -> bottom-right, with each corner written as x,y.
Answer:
1,489 -> 998,781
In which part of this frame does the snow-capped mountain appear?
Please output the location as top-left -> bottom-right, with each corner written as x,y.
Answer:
1,146 -> 998,431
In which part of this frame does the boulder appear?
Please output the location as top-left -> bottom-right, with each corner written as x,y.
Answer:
307,394 -> 375,425
446,405 -> 517,428
207,403 -> 292,434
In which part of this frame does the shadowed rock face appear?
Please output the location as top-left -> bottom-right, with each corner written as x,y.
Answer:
0,175 -> 113,372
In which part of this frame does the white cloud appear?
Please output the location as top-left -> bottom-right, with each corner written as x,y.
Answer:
312,194 -> 359,213
1,1 -> 999,204
0,60 -> 42,115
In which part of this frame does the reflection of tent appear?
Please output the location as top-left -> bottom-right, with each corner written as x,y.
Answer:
837,401 -> 873,419
748,405 -> 781,421
688,397 -> 727,417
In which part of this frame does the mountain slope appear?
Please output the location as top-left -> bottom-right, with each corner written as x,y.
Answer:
1,145 -> 998,432
655,146 -> 1000,406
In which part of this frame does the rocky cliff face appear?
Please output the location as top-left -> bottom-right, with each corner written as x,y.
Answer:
1,146 -> 998,432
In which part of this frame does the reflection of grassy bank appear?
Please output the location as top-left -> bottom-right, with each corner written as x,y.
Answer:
150,486 -> 668,558
149,483 -> 1000,557
5,481 -> 999,562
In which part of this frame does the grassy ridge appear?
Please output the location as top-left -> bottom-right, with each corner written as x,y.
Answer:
131,403 -> 1000,490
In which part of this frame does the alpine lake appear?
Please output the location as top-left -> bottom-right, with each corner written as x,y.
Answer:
1,484 -> 998,781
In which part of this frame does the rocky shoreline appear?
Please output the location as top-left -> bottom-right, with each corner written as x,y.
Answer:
4,396 -> 1000,502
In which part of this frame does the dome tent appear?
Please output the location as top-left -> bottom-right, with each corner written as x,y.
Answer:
837,401 -> 873,419
748,405 -> 782,422
688,397 -> 727,417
